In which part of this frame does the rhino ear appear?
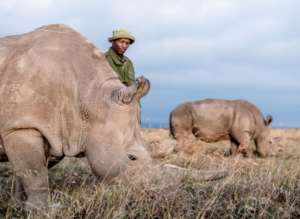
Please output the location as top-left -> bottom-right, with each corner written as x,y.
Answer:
135,76 -> 150,100
111,76 -> 150,104
112,85 -> 137,104
264,115 -> 273,126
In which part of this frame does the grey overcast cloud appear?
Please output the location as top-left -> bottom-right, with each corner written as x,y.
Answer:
1,0 -> 299,127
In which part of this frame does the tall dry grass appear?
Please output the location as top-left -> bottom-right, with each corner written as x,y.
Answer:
0,128 -> 299,218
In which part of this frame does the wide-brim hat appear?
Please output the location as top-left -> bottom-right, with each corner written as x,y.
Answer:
108,29 -> 135,44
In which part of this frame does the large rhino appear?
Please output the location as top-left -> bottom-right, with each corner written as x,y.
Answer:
0,25 -> 226,210
170,99 -> 273,157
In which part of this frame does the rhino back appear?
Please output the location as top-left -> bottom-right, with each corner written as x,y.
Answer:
0,24 -> 117,156
189,99 -> 234,140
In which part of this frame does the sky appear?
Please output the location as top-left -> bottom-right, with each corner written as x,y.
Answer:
0,0 -> 299,127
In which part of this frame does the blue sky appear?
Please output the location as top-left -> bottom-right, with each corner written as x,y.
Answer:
1,0 -> 299,127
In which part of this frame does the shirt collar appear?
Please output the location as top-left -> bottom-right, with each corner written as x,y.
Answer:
108,47 -> 127,65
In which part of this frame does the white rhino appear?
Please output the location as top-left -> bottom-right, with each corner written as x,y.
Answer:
170,99 -> 273,157
0,25 -> 227,210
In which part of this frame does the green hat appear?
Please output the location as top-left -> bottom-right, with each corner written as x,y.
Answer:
108,29 -> 135,44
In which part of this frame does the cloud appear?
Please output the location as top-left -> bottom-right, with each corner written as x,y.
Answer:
0,0 -> 299,126
0,0 -> 53,14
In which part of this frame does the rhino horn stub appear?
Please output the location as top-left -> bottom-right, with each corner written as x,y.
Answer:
161,164 -> 229,181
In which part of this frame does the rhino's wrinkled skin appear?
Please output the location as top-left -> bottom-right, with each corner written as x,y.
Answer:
0,24 -> 153,210
170,99 -> 273,157
0,25 -> 227,211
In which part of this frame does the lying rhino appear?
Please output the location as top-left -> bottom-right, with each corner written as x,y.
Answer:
0,25 -> 226,210
170,99 -> 273,157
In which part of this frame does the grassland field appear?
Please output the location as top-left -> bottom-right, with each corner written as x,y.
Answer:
0,128 -> 300,218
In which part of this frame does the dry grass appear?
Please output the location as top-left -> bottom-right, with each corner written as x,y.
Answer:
1,128 -> 300,218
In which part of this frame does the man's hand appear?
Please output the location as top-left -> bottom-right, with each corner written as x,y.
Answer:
135,76 -> 150,99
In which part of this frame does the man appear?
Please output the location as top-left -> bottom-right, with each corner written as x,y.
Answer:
105,29 -> 150,124
105,29 -> 136,86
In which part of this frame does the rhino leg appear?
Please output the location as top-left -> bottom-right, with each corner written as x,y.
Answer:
3,129 -> 49,211
12,176 -> 26,205
224,140 -> 238,156
230,141 -> 238,155
235,132 -> 252,157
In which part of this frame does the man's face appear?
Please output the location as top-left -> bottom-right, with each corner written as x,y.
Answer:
112,38 -> 131,56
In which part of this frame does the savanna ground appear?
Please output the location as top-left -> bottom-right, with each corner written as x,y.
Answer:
0,128 -> 300,218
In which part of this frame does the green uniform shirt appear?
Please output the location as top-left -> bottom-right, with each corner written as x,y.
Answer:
105,48 -> 136,86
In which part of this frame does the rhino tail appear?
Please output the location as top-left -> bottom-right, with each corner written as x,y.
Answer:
169,112 -> 175,138
264,115 -> 273,126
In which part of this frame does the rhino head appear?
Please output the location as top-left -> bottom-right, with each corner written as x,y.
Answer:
84,76 -> 151,180
255,115 -> 273,157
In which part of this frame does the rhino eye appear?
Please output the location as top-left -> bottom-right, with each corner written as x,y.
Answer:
128,154 -> 138,161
